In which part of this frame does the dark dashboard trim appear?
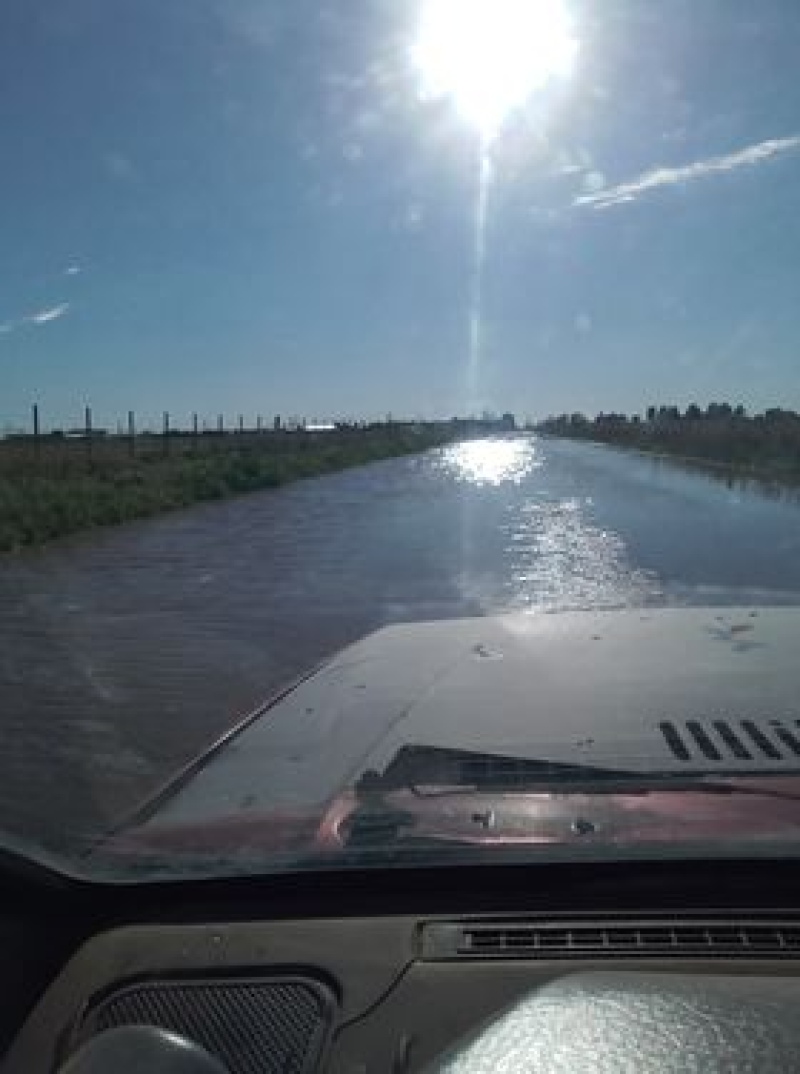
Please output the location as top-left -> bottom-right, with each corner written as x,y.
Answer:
4,855 -> 800,922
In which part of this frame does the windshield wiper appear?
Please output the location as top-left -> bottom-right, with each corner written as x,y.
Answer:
353,745 -> 800,801
356,745 -> 641,794
340,746 -> 800,852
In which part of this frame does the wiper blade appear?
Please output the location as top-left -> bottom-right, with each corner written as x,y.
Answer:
354,745 -> 800,800
355,745 -> 637,795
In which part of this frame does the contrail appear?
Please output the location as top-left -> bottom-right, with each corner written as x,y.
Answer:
576,135 -> 800,210
27,302 -> 70,324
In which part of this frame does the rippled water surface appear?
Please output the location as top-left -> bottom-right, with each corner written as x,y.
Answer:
2,435 -> 800,847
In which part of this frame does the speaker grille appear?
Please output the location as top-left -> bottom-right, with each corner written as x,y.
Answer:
78,977 -> 334,1074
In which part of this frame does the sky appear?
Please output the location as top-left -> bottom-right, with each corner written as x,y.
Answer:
2,0 -> 800,430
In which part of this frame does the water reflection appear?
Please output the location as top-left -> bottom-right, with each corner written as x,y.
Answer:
504,496 -> 662,611
648,454 -> 800,507
440,436 -> 541,485
439,437 -> 660,612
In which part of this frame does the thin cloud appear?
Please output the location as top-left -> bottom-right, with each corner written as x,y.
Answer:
28,302 -> 70,325
0,297 -> 73,337
104,151 -> 137,182
575,135 -> 800,210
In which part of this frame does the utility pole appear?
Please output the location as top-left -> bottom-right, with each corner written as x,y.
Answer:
85,405 -> 93,465
32,403 -> 40,460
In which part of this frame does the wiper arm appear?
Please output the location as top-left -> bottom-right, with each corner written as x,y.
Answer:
354,745 -> 800,803
355,745 -> 638,796
405,776 -> 800,804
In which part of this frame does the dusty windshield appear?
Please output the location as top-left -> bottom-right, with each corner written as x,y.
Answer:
2,0 -> 800,877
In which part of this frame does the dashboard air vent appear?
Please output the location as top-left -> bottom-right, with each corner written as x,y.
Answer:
421,920 -> 800,960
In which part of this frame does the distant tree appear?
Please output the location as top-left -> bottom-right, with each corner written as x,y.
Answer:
536,398 -> 800,480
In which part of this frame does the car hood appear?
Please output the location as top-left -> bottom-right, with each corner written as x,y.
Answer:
98,607 -> 800,870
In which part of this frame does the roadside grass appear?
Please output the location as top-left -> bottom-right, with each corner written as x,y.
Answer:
0,427 -> 454,551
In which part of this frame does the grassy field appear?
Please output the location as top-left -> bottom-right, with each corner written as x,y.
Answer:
0,425 -> 456,551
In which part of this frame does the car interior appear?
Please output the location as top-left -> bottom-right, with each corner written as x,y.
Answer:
5,854 -> 800,1072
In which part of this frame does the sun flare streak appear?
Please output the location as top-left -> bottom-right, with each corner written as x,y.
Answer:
467,152 -> 492,409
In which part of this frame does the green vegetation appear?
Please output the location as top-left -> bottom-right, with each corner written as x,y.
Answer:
539,405 -> 800,484
0,425 -> 458,552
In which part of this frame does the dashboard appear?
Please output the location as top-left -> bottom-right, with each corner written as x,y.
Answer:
4,858 -> 800,1072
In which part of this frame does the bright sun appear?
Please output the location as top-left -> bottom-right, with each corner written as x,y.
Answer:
413,0 -> 578,141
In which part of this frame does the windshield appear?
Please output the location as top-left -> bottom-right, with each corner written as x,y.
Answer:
2,0 -> 800,879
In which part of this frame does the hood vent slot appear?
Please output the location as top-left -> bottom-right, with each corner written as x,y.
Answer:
421,921 -> 800,960
772,723 -> 800,756
712,720 -> 752,760
660,719 -> 799,765
686,721 -> 722,761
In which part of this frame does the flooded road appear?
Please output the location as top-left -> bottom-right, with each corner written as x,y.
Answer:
2,435 -> 800,850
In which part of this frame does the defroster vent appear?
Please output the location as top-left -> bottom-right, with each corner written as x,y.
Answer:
421,920 -> 800,960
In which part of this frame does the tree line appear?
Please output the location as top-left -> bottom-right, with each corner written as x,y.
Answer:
538,404 -> 800,480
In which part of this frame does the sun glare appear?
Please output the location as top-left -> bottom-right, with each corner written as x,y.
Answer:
413,0 -> 578,140
444,439 -> 540,486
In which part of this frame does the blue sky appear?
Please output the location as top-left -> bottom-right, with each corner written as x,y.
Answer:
2,0 -> 800,430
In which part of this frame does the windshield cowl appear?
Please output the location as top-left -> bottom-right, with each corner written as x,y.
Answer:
98,770 -> 800,876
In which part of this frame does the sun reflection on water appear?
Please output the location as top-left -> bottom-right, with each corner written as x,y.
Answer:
442,437 -> 541,486
503,496 -> 662,612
